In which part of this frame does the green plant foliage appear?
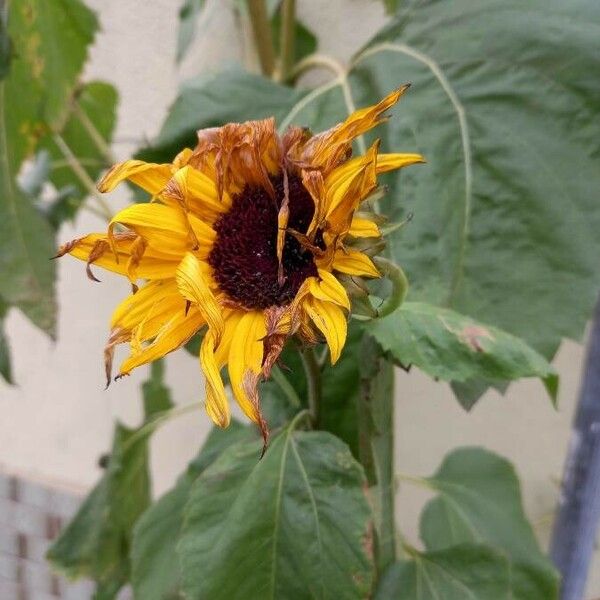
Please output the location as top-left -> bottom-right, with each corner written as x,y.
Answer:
131,422 -> 256,600
178,425 -> 374,600
0,0 -> 98,336
419,447 -> 559,599
354,0 -> 600,358
274,0 -> 600,404
375,544 -> 511,600
271,12 -> 317,66
357,336 -> 396,573
41,81 -> 118,227
46,423 -> 151,598
136,69 -> 305,165
370,302 -> 558,409
177,0 -> 206,63
142,360 -> 174,417
0,299 -> 12,384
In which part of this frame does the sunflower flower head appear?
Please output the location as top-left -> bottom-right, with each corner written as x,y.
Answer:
57,85 -> 424,449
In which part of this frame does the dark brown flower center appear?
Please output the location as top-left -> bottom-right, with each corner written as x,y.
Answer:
208,173 -> 319,310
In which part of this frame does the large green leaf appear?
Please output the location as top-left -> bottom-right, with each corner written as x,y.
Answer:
375,544 -> 511,600
47,423 -> 151,598
273,0 -> 600,405
178,425 -> 374,600
136,69 -> 305,165
349,0 -> 600,360
0,0 -> 97,335
131,422 -> 255,600
370,302 -> 558,409
419,447 -> 559,599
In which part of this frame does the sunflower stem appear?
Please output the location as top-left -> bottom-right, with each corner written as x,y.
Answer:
358,335 -> 397,575
300,346 -> 322,427
247,0 -> 276,78
52,133 -> 113,223
278,0 -> 295,82
72,100 -> 117,165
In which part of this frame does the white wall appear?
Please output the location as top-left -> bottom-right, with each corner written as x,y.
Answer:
1,0 -> 598,596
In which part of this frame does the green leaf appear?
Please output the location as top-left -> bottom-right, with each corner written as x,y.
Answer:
375,544 -> 511,600
141,360 -> 173,418
0,0 -> 98,335
41,81 -> 118,227
0,299 -> 12,384
47,423 -> 151,598
370,302 -> 558,409
179,425 -> 374,600
136,69 -> 306,166
131,422 -> 255,600
176,0 -> 206,63
276,0 -> 600,405
419,447 -> 559,599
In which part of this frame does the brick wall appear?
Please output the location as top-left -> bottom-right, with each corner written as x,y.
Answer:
0,472 -> 98,600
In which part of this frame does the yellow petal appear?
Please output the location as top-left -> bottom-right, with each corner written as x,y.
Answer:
176,253 -> 224,343
301,85 -> 410,172
228,311 -> 267,423
162,165 -> 230,221
325,141 -> 379,235
304,297 -> 348,364
110,279 -> 180,331
98,160 -> 173,195
109,203 -> 196,256
308,270 -> 350,310
200,331 -> 230,428
376,153 -> 425,172
58,233 -> 182,280
348,217 -> 381,238
331,249 -> 380,278
119,309 -> 205,375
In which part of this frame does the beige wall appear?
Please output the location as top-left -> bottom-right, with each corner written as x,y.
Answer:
1,0 -> 598,596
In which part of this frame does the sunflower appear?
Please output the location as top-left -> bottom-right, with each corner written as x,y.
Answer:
57,85 -> 423,445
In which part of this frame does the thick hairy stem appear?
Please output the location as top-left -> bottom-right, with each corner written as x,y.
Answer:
278,0 -> 295,82
358,335 -> 396,574
300,346 -> 322,427
247,0 -> 275,77
550,293 -> 600,600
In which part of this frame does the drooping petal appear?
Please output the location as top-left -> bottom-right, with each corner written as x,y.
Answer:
110,279 -> 181,332
98,160 -> 173,195
200,330 -> 230,428
348,217 -> 381,238
119,309 -> 205,375
330,248 -> 380,278
227,310 -> 267,423
200,309 -> 245,428
308,270 -> 351,310
57,233 -> 182,280
176,253 -> 224,343
304,297 -> 348,364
